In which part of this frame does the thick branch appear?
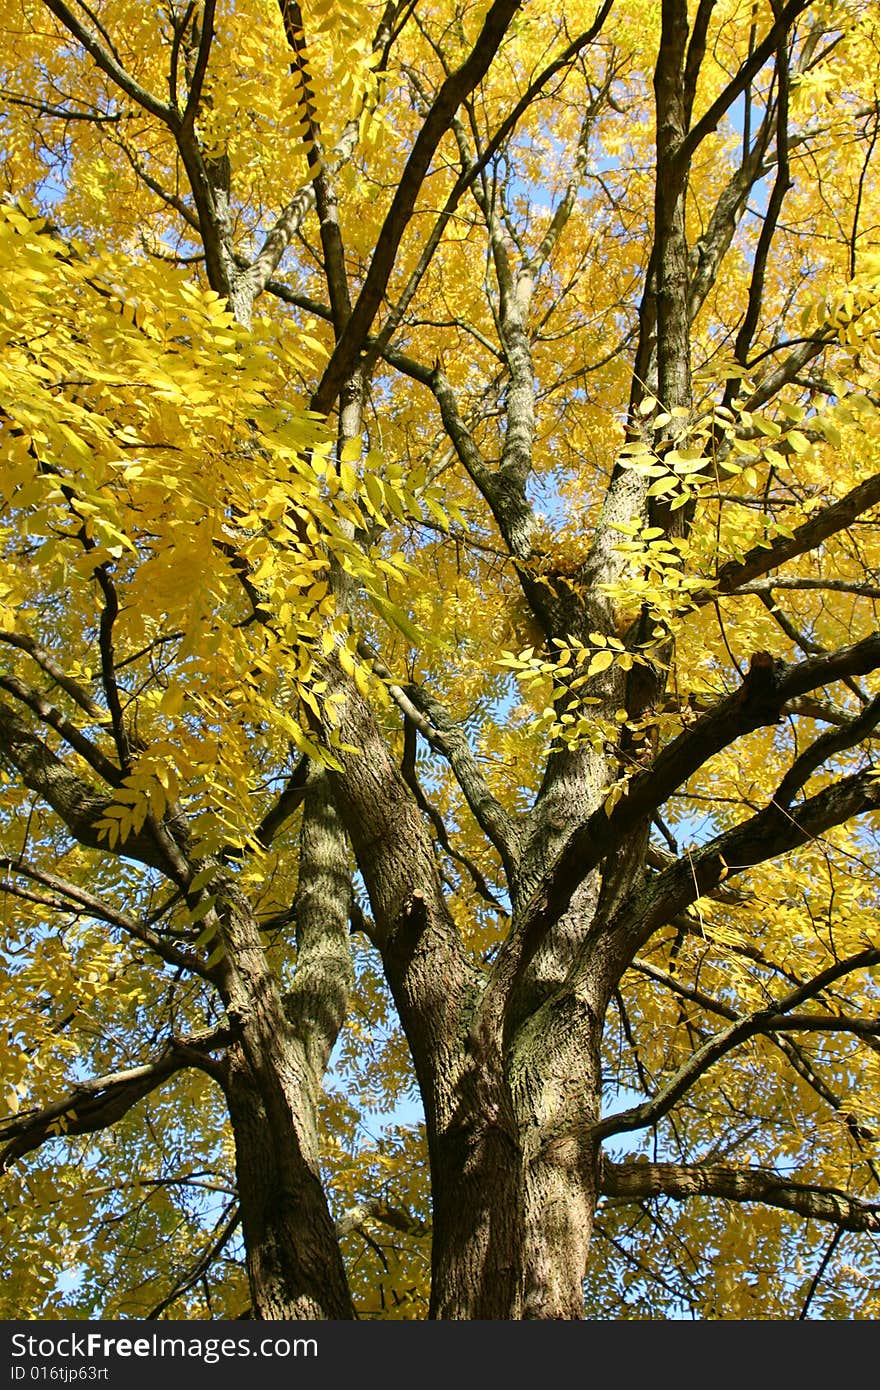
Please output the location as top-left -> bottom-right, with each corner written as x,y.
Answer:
512,636 -> 880,959
0,673 -> 120,786
687,109 -> 772,322
679,0 -> 811,163
0,632 -> 103,717
624,766 -> 880,955
731,576 -> 880,600
324,671 -> 479,1098
0,1028 -> 230,1172
336,1199 -> 429,1239
40,0 -> 174,126
0,697 -> 185,881
601,1159 -> 880,1234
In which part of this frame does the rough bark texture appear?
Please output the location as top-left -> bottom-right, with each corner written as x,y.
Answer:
215,880 -> 354,1319
224,1043 -> 353,1319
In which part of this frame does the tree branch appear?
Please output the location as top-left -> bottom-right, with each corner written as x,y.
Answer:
0,1028 -> 230,1173
0,697 -> 185,881
92,562 -> 131,770
773,693 -> 880,807
0,632 -> 103,717
600,1159 -> 880,1234
679,0 -> 811,163
310,0 -> 524,415
0,856 -> 215,981
336,1198 -> 429,1239
40,0 -> 175,127
0,673 -> 120,786
401,682 -> 521,876
146,1201 -> 241,1319
240,0 -> 403,304
734,43 -> 791,363
360,3 -> 614,383
400,714 -> 510,912
253,756 -> 310,848
629,955 -> 880,1042
0,91 -> 122,123
595,943 -> 880,1140
730,576 -> 880,600
512,636 -> 880,962
283,766 -> 354,1078
179,0 -> 216,132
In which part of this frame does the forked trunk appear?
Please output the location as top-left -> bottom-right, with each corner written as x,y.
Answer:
426,999 -> 604,1320
427,1118 -> 601,1320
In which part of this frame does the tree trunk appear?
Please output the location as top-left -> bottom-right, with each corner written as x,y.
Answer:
224,1041 -> 354,1319
424,1049 -> 603,1318
214,871 -> 355,1320
427,1085 -> 524,1319
519,1144 -> 599,1319
423,980 -> 605,1320
511,991 -> 604,1319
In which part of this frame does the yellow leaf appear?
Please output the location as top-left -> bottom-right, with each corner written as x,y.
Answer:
588,649 -> 615,676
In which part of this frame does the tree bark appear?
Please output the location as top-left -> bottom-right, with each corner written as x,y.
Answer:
223,1042 -> 354,1319
510,991 -> 604,1319
426,1061 -> 524,1319
214,875 -> 355,1319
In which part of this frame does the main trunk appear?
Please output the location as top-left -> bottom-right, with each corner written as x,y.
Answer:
426,985 -> 605,1320
426,1084 -> 603,1318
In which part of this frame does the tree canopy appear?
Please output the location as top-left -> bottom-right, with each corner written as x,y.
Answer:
1,0 -> 880,1320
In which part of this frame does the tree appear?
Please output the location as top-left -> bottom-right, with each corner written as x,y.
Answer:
1,0 -> 880,1321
